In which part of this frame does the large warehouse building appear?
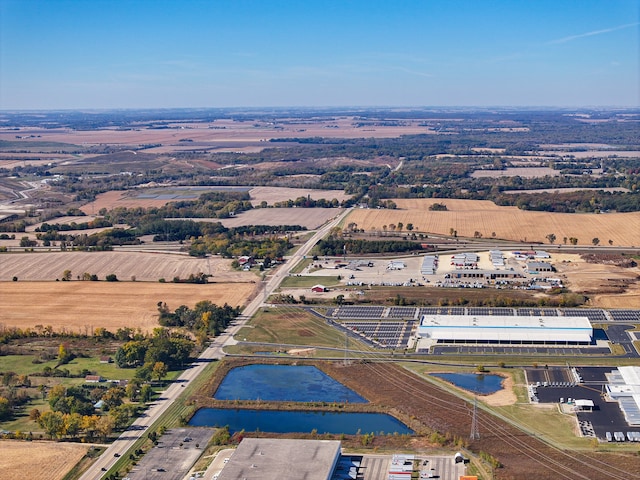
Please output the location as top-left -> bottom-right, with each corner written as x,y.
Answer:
606,366 -> 640,426
418,314 -> 592,345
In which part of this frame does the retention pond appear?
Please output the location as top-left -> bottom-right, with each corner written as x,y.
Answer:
189,408 -> 413,434
191,364 -> 413,434
214,364 -> 367,403
431,373 -> 504,395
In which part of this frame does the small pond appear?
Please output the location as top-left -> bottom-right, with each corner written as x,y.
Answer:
189,408 -> 413,435
214,364 -> 367,403
431,373 -> 504,395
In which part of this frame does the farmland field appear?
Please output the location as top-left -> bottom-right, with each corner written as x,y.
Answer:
0,117 -> 435,146
247,186 -> 351,205
81,186 -> 350,213
346,198 -> 640,246
219,207 -> 342,229
0,440 -> 88,480
0,251 -> 252,282
0,281 -> 257,333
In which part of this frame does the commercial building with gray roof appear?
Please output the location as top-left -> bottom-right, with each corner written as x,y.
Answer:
216,438 -> 342,480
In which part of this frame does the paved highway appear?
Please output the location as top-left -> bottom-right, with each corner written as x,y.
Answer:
80,208 -> 352,480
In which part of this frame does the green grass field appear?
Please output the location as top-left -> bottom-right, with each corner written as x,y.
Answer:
279,275 -> 340,288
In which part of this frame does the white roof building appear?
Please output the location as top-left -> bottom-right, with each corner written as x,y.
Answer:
606,366 -> 640,426
420,255 -> 438,275
418,315 -> 592,344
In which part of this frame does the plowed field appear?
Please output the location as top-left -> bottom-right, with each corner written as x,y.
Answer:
0,251 -> 250,282
0,440 -> 87,480
346,199 -> 640,246
0,281 -> 256,333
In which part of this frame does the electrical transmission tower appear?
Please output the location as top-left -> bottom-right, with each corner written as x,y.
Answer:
470,396 -> 480,440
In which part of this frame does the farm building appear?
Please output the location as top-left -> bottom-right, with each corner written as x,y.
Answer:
527,261 -> 554,273
418,314 -> 592,345
237,255 -> 255,265
420,255 -> 438,275
311,285 -> 328,292
606,366 -> 640,426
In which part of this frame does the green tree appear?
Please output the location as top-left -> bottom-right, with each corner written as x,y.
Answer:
139,384 -> 153,403
101,387 -> 125,410
592,237 -> 600,246
62,269 -> 72,281
64,412 -> 83,438
0,396 -> 10,420
152,361 -> 168,382
546,233 -> 556,244
38,410 -> 65,439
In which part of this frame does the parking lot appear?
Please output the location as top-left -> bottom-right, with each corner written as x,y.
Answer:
528,367 -> 640,442
126,427 -> 214,480
358,454 -> 465,480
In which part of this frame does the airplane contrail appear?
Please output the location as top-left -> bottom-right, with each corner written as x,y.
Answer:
547,22 -> 640,45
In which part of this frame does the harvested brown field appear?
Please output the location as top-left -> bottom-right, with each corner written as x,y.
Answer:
0,440 -> 87,480
81,190 -> 164,212
81,186 -> 350,213
0,251 -> 252,282
471,166 -> 558,178
0,281 -> 257,333
219,207 -> 342,229
346,198 -> 640,246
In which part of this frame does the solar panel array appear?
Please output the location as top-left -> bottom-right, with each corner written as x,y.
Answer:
387,307 -> 418,318
562,309 -> 608,322
343,320 -> 414,348
331,306 -> 640,322
334,306 -> 385,319
610,310 -> 640,322
516,308 -> 559,316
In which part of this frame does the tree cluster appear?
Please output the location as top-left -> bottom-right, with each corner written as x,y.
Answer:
114,328 -> 194,371
314,238 -> 424,256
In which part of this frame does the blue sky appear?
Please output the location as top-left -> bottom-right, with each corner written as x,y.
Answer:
1,0 -> 638,109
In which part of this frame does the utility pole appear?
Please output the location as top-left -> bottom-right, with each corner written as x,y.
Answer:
470,396 -> 480,440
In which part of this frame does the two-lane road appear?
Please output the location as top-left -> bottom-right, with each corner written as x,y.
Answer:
80,208 -> 352,479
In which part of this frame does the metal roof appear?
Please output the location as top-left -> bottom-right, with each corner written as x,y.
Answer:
217,438 -> 341,480
418,315 -> 592,342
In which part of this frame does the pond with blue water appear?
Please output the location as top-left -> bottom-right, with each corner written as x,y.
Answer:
189,408 -> 413,435
198,364 -> 412,435
214,364 -> 367,403
431,373 -> 504,395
